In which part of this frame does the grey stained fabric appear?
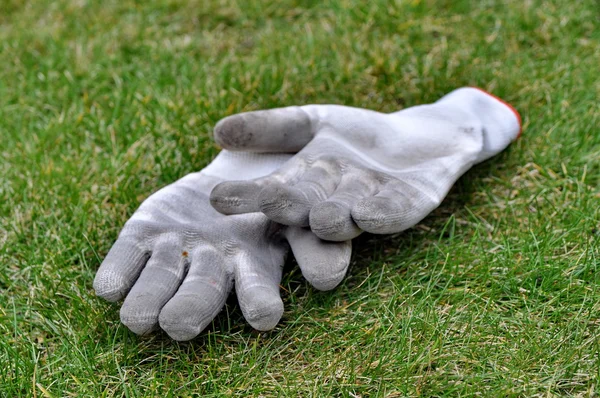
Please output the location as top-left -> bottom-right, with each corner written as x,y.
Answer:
94,151 -> 352,341
210,87 -> 521,241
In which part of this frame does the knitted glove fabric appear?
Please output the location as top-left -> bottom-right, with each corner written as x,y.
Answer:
94,151 -> 352,341
210,87 -> 521,241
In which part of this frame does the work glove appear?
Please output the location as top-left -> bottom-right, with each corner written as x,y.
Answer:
210,87 -> 521,241
93,151 -> 352,341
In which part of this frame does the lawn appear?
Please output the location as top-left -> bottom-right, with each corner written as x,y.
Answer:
1,0 -> 599,396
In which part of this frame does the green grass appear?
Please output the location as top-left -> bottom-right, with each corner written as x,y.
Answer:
1,0 -> 599,396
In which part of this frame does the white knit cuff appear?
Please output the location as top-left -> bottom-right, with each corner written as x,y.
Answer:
437,87 -> 522,163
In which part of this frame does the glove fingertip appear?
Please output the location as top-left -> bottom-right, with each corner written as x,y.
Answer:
209,181 -> 262,214
240,290 -> 284,331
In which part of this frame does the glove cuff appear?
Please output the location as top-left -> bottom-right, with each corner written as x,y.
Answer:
438,87 -> 522,163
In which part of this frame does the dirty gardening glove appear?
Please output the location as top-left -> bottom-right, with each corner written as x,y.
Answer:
210,87 -> 521,241
93,151 -> 352,341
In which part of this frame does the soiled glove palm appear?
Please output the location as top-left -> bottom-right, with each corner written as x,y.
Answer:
94,151 -> 351,341
210,87 -> 521,241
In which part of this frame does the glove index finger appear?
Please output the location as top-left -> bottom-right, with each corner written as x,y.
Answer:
209,156 -> 302,215
210,180 -> 264,215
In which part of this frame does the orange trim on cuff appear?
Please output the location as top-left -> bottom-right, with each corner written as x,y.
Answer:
470,87 -> 523,139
